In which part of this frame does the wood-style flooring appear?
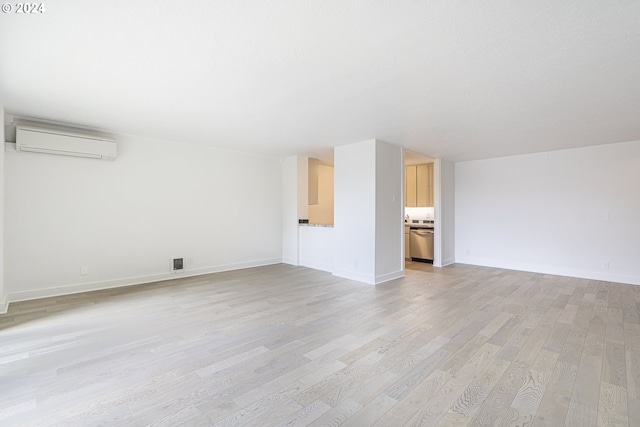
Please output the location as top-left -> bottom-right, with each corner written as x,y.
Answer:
1,262 -> 638,426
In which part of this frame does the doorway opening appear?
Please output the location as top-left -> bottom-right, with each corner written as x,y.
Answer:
404,151 -> 435,272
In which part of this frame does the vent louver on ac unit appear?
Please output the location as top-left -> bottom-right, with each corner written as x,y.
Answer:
15,123 -> 117,160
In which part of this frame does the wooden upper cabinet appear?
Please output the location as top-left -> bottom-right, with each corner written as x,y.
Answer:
308,158 -> 319,205
430,165 -> 434,206
405,165 -> 417,207
406,163 -> 434,207
426,163 -> 434,207
416,164 -> 428,206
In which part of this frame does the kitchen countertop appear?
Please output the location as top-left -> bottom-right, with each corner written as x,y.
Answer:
405,222 -> 434,229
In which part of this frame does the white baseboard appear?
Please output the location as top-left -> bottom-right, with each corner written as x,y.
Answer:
8,258 -> 282,304
0,296 -> 8,315
332,269 -> 405,286
375,270 -> 405,284
332,269 -> 375,285
299,259 -> 333,274
440,257 -> 456,267
455,256 -> 640,286
281,257 -> 299,266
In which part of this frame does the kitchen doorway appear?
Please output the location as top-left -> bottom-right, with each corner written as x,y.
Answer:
404,151 -> 435,271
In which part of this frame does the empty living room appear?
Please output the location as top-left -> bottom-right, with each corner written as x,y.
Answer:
1,1 -> 639,426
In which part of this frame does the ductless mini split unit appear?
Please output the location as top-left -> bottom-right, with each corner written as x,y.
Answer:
15,122 -> 117,160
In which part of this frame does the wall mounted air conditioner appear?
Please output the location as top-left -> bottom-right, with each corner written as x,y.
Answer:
15,123 -> 117,160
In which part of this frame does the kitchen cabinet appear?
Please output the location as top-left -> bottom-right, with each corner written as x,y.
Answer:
405,225 -> 411,259
405,165 -> 417,207
308,158 -> 319,205
405,164 -> 433,207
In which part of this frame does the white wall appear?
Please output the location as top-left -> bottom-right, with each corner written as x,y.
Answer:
334,140 -> 376,283
282,156 -> 300,265
334,139 -> 404,284
455,140 -> 640,285
375,141 -> 404,281
297,156 -> 309,220
5,133 -> 283,302
0,106 -> 6,313
436,159 -> 455,266
298,225 -> 333,273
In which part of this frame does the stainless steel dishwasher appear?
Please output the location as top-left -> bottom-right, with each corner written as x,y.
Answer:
410,228 -> 434,262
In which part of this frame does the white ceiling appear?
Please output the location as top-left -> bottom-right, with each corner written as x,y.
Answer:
1,1 -> 639,162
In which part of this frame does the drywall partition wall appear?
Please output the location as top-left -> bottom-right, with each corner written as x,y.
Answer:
5,134 -> 283,302
282,156 -> 299,265
308,164 -> 334,225
297,156 -> 309,220
374,141 -> 404,282
333,139 -> 404,284
298,225 -> 333,273
333,140 -> 377,283
433,159 -> 442,267
436,159 -> 455,267
455,139 -> 640,285
0,106 -> 6,313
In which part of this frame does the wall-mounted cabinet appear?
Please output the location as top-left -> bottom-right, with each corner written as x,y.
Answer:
405,165 -> 417,207
308,163 -> 334,225
308,158 -> 319,205
405,163 -> 433,207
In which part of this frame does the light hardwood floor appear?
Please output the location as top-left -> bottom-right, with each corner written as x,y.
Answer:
1,263 -> 638,426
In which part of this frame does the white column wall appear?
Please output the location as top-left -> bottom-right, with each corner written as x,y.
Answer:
374,141 -> 404,281
334,139 -> 404,284
333,140 -> 376,283
0,106 -> 6,313
436,158 -> 455,267
282,156 -> 299,265
297,156 -> 309,220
